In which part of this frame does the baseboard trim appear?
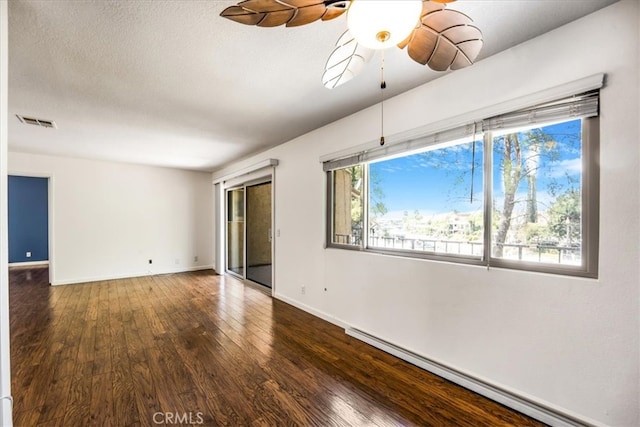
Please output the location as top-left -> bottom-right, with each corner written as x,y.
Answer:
51,265 -> 214,286
346,327 -> 600,427
9,261 -> 49,268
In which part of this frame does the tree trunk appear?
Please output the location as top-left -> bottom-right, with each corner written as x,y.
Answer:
525,141 -> 540,223
494,134 -> 522,257
526,174 -> 537,223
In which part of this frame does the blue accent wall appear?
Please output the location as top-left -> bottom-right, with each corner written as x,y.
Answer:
8,176 -> 49,263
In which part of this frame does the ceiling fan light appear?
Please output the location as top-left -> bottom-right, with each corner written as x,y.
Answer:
347,0 -> 422,50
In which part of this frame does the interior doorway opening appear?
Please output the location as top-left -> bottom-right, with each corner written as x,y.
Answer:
8,174 -> 53,285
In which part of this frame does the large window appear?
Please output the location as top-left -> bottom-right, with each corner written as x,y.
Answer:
367,137 -> 484,258
325,92 -> 599,277
492,120 -> 583,264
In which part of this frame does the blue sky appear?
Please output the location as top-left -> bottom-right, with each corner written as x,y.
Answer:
369,119 -> 582,217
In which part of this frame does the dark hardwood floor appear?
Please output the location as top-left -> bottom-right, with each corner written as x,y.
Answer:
9,267 -> 544,426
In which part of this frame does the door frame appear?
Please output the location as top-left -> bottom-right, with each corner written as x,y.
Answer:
219,167 -> 276,295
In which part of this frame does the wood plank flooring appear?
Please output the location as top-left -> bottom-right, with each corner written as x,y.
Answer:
9,267 -> 545,426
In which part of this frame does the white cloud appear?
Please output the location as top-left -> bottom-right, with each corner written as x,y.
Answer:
547,158 -> 582,178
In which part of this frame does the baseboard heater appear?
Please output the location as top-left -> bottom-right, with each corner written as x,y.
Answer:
345,328 -> 592,427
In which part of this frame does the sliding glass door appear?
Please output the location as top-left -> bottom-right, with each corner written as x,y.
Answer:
225,180 -> 274,289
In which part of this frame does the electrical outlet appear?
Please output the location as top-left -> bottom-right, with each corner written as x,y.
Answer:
194,256 -> 198,262
26,252 -> 31,258
149,259 -> 152,264
175,258 -> 180,265
301,285 -> 306,295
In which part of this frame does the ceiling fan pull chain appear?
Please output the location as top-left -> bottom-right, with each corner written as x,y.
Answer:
470,122 -> 477,203
380,51 -> 386,146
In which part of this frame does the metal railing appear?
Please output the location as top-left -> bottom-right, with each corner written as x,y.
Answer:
494,243 -> 581,264
369,236 -> 483,256
335,234 -> 581,264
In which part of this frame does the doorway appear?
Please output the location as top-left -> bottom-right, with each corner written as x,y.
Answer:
225,180 -> 273,289
8,176 -> 51,275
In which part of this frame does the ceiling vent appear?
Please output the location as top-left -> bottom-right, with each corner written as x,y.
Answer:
16,115 -> 57,129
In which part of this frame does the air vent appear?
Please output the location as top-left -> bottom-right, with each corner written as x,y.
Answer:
16,115 -> 57,129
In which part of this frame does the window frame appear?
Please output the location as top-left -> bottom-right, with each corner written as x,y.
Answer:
363,136 -> 487,267
325,99 -> 600,278
485,116 -> 599,278
325,167 -> 365,252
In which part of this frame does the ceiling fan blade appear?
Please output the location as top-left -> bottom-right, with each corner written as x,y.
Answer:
398,1 -> 444,50
220,0 -> 347,28
287,4 -> 330,26
322,30 -> 374,89
399,1 -> 483,71
321,2 -> 349,22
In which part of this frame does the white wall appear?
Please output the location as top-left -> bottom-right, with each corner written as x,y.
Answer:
9,152 -> 213,285
212,2 -> 639,426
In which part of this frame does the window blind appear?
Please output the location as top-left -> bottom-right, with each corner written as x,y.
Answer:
482,90 -> 599,131
323,122 -> 481,172
322,90 -> 599,172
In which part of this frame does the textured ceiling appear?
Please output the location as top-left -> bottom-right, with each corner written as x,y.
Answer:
8,0 -> 619,172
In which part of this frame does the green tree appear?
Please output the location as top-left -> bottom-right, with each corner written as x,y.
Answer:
346,165 -> 388,237
369,167 -> 387,220
348,166 -> 363,225
493,129 -> 557,257
494,133 -> 524,256
548,189 -> 581,244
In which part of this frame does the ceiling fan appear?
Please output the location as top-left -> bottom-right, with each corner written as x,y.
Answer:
220,0 -> 483,89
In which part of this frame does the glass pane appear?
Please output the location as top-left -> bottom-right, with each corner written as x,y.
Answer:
491,118 -> 582,265
227,188 -> 244,276
368,138 -> 484,257
332,165 -> 363,246
246,182 -> 272,288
